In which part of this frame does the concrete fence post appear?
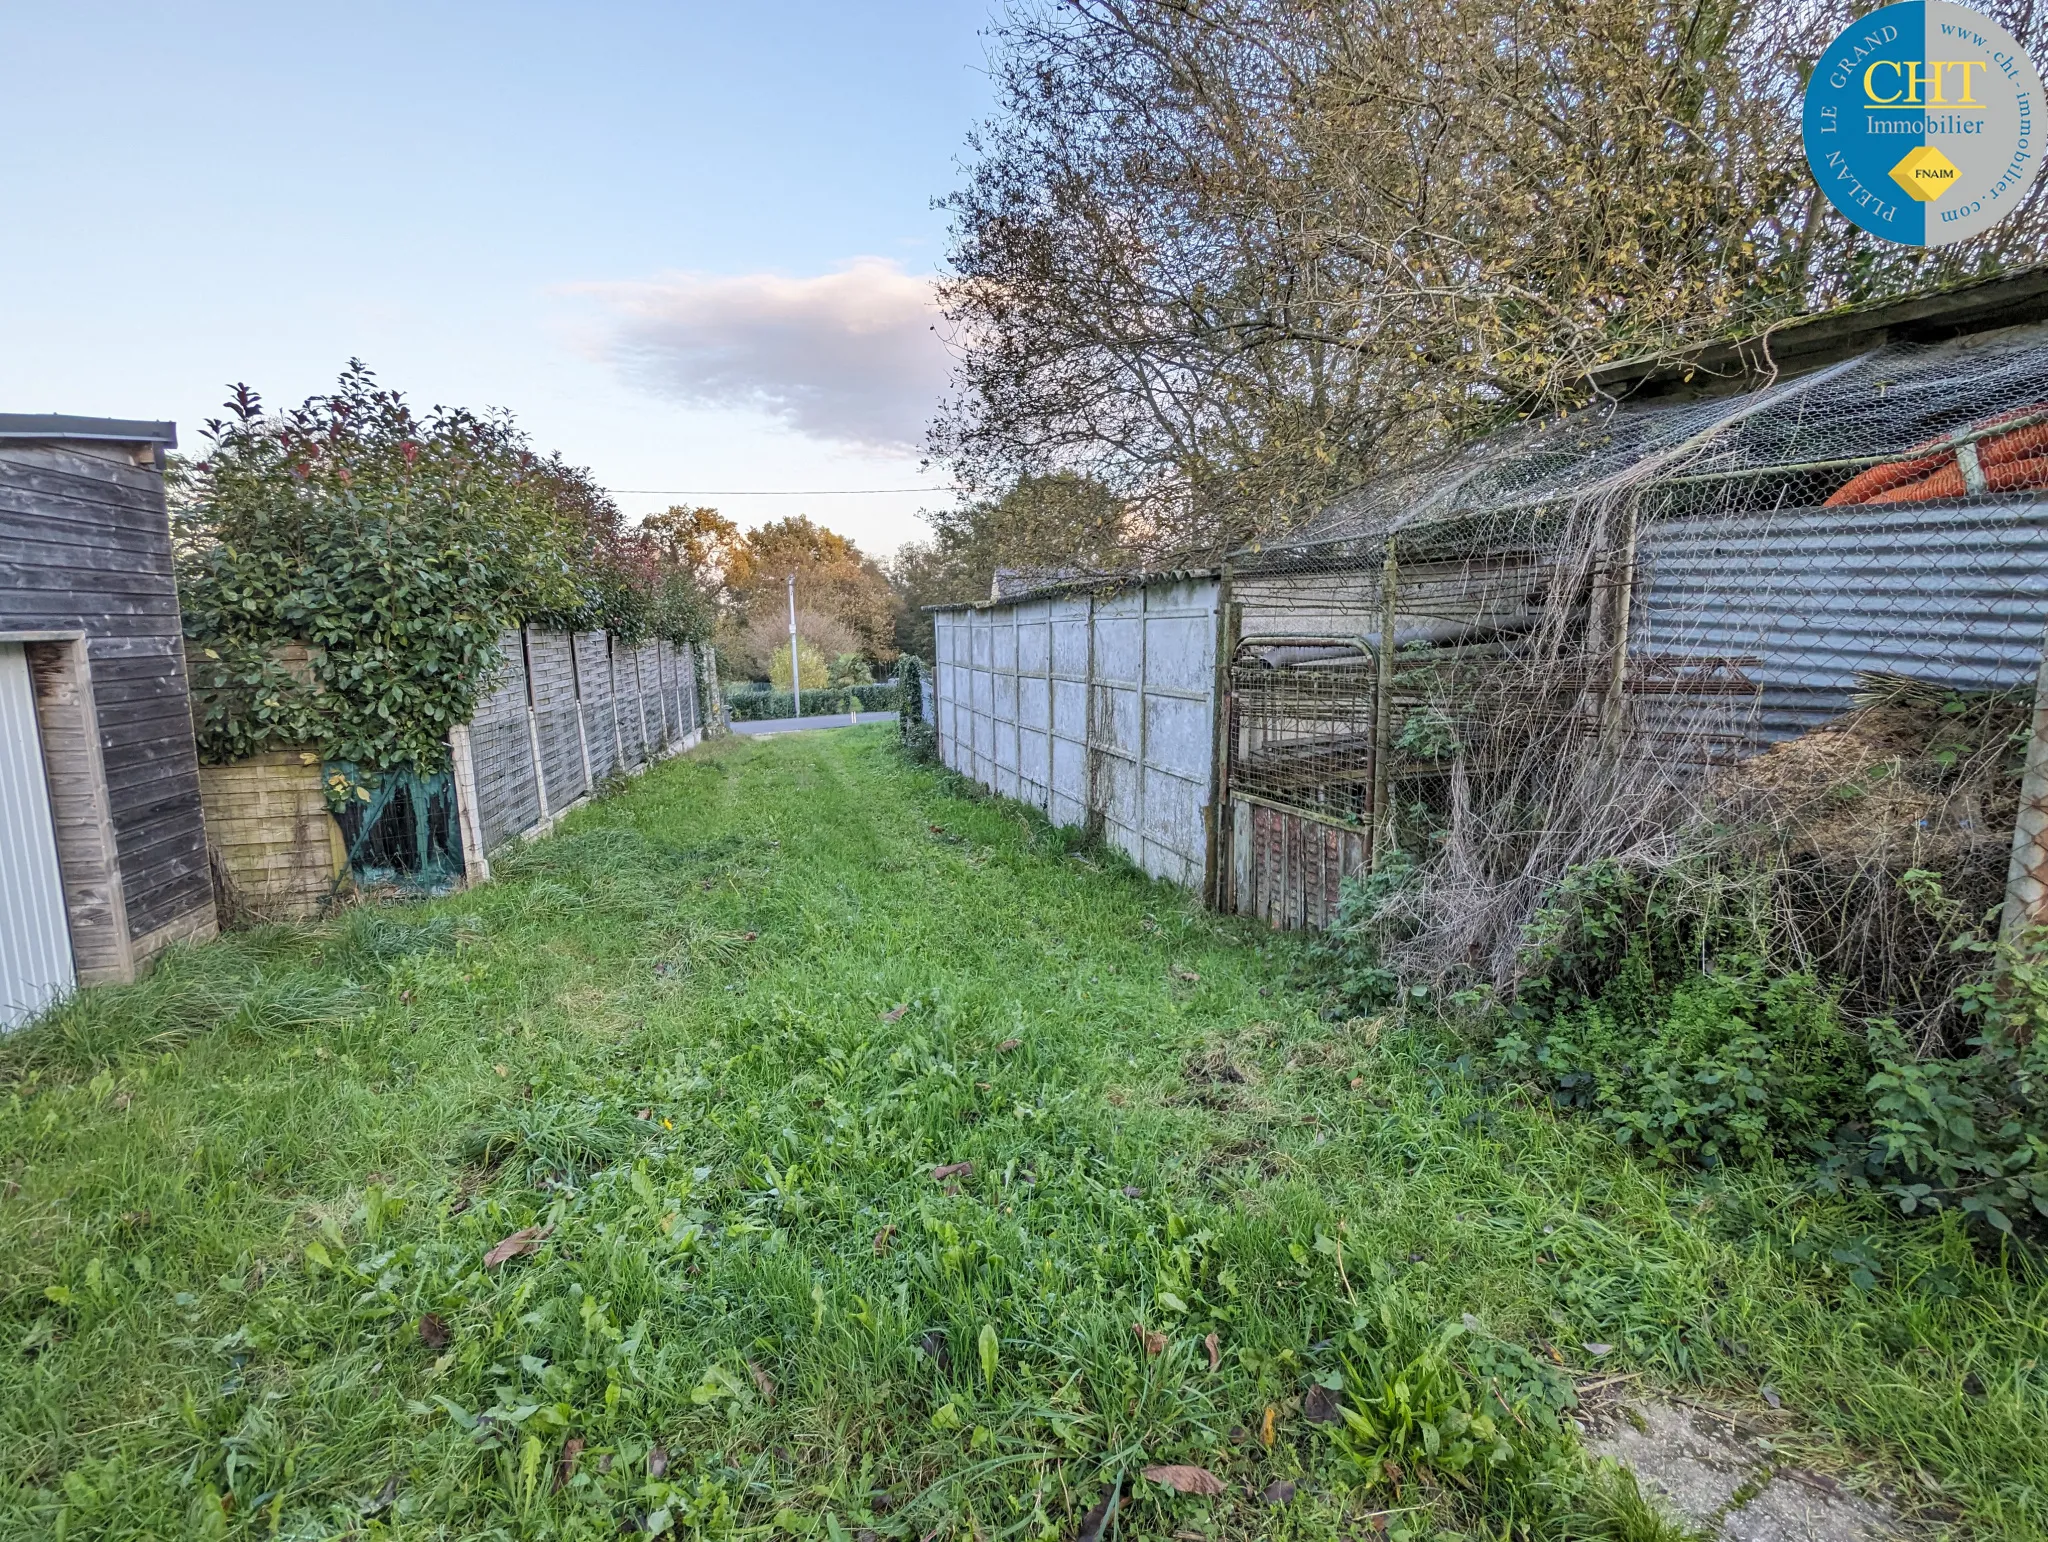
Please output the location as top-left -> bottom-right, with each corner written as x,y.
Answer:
448,724 -> 491,883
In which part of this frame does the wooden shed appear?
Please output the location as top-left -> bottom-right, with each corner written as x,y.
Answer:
0,414 -> 216,1028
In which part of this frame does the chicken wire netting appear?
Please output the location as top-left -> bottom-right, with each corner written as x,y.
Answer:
1223,327 -> 2048,1044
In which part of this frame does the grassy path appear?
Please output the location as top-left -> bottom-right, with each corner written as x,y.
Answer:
0,729 -> 2042,1540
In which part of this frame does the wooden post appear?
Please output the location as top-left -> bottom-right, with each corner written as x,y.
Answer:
1601,498 -> 1643,740
1203,568 -> 1239,912
448,723 -> 491,884
2000,619 -> 2048,947
1370,545 -> 1399,868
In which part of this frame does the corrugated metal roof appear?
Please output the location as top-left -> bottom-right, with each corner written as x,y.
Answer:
924,566 -> 1221,612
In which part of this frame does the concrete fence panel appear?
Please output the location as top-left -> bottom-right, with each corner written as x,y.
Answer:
933,577 -> 1221,889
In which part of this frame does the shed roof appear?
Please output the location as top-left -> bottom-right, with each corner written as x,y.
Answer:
0,414 -> 178,447
924,566 -> 1220,614
1591,266 -> 2048,404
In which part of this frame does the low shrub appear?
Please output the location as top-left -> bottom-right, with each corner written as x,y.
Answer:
1862,930 -> 2048,1234
1428,855 -> 2048,1234
1495,952 -> 1870,1168
722,683 -> 901,720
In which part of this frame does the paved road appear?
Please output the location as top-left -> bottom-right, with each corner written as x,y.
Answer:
730,711 -> 898,735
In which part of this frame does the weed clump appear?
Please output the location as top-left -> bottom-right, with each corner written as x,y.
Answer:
1322,1291 -> 1687,1541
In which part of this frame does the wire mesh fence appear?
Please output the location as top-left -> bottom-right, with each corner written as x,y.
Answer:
1222,326 -> 2048,1046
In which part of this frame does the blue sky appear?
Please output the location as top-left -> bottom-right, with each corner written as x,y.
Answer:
0,2 -> 994,554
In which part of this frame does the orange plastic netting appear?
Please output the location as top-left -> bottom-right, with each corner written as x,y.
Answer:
1824,407 -> 2048,507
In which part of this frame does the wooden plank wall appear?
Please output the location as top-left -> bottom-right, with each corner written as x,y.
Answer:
526,630 -> 587,809
0,438 -> 215,965
197,751 -> 347,923
614,644 -> 648,767
25,639 -> 131,983
459,626 -> 704,860
1228,796 -> 1368,931
470,630 -> 542,851
575,632 -> 618,784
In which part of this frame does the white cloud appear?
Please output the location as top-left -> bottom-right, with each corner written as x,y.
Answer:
575,258 -> 950,454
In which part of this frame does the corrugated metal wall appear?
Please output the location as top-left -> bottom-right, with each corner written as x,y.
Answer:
0,643 -> 75,1029
934,578 -> 1220,887
1639,498 -> 2048,741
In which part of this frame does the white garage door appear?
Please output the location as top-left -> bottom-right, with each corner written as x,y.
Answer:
0,643 -> 73,1030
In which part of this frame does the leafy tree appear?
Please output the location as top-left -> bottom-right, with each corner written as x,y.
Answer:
770,639 -> 830,693
891,472 -> 1127,656
722,516 -> 898,670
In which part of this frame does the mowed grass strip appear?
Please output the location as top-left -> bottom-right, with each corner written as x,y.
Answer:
0,727 -> 2040,1540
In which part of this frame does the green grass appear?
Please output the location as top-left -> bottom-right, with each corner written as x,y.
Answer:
0,728 -> 2042,1540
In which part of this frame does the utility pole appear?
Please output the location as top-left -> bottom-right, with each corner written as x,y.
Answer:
786,573 -> 802,718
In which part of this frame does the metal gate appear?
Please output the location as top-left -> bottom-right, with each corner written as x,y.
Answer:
0,642 -> 75,1028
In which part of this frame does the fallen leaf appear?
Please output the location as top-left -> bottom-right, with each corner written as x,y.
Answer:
1074,1477 -> 1121,1542
1582,1342 -> 1614,1359
882,1004 -> 908,1022
748,1359 -> 777,1406
1760,1384 -> 1783,1410
553,1436 -> 583,1492
1262,1479 -> 1297,1507
932,1161 -> 975,1181
1133,1322 -> 1167,1356
997,1037 -> 1023,1052
362,1474 -> 400,1516
1260,1405 -> 1277,1448
1302,1384 -> 1343,1424
873,1225 -> 898,1256
1204,1331 -> 1221,1371
418,1312 -> 451,1350
647,1444 -> 669,1479
483,1223 -> 553,1268
1142,1465 -> 1225,1497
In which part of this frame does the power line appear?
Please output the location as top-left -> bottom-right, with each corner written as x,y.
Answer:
611,485 -> 962,497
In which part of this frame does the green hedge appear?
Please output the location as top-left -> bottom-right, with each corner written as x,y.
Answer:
723,683 -> 902,721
